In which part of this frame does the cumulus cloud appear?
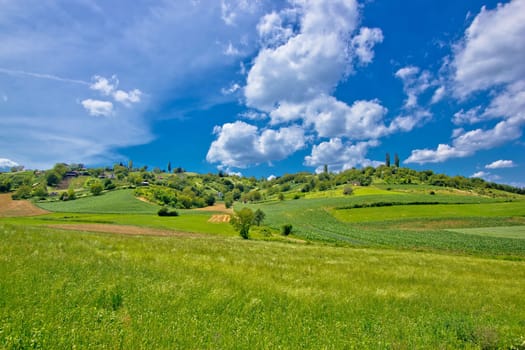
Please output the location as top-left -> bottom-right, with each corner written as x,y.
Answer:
221,83 -> 241,95
304,138 -> 381,173
471,171 -> 500,182
89,75 -> 142,107
206,121 -> 306,168
221,0 -> 261,26
485,160 -> 516,169
90,75 -> 117,95
0,158 -> 19,169
81,99 -> 114,117
407,0 -> 525,164
452,0 -> 525,98
209,0 -> 389,170
245,0 -> 364,111
113,89 -> 142,106
351,27 -> 384,65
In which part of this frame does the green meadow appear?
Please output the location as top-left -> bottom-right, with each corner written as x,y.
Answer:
1,185 -> 525,348
1,224 -> 525,349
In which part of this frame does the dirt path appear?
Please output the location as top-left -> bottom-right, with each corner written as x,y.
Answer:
48,223 -> 202,237
0,193 -> 49,217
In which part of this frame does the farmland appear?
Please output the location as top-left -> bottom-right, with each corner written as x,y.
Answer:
1,167 -> 525,348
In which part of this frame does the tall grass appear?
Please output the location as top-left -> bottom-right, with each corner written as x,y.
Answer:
1,224 -> 524,348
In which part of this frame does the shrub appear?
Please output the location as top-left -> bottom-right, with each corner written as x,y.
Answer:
157,207 -> 179,217
282,224 -> 293,236
90,182 -> 103,196
343,186 -> 353,195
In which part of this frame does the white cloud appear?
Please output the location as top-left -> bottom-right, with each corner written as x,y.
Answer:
395,66 -> 433,109
452,107 -> 483,125
89,75 -> 142,107
238,110 -> 266,120
224,42 -> 241,56
245,0 -> 361,111
221,0 -> 261,26
406,116 -> 523,164
90,75 -> 117,96
206,121 -> 306,168
304,138 -> 381,173
471,171 -> 500,182
485,160 -> 516,169
0,158 -> 19,169
452,0 -> 525,98
113,89 -> 142,106
257,11 -> 296,48
431,86 -> 446,104
81,99 -> 114,117
408,0 -> 525,164
221,83 -> 241,95
471,171 -> 488,178
351,27 -> 384,65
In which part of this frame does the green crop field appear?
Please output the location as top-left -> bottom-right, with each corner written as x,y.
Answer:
36,189 -> 160,214
1,224 -> 525,349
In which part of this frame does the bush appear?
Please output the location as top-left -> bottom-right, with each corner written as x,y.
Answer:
343,186 -> 353,195
282,224 -> 293,236
90,181 -> 103,196
157,207 -> 179,217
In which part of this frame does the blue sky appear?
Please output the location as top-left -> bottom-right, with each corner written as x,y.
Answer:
1,0 -> 524,187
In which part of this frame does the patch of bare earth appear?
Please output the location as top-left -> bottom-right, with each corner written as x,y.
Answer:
208,215 -> 231,223
0,193 -> 49,217
197,203 -> 233,214
48,224 -> 202,237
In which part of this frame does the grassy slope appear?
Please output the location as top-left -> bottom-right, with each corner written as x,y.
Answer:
242,191 -> 525,256
1,224 -> 524,349
36,189 -> 160,214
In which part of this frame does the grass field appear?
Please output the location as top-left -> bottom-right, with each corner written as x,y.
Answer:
36,189 -> 160,214
332,201 -> 525,223
1,224 -> 525,349
2,187 -> 525,348
449,226 -> 525,240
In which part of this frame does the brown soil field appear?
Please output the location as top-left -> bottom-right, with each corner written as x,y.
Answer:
48,223 -> 202,237
196,203 -> 233,213
208,214 -> 231,223
0,193 -> 49,217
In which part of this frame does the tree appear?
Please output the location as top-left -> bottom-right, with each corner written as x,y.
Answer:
323,164 -> 328,174
167,161 -> 172,173
46,171 -> 61,187
230,207 -> 255,239
343,186 -> 353,195
90,181 -> 103,196
253,209 -> 265,226
128,159 -> 133,171
394,153 -> 400,168
385,152 -> 391,167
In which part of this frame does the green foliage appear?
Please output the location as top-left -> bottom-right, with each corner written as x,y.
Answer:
31,184 -> 48,199
253,208 -> 265,226
231,207 -> 255,239
90,181 -> 103,196
343,186 -> 353,195
11,184 -> 32,200
282,224 -> 293,236
46,171 -> 61,187
0,178 -> 11,193
157,207 -> 179,217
